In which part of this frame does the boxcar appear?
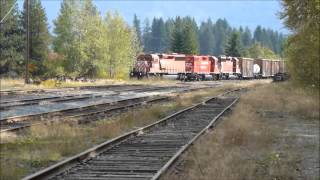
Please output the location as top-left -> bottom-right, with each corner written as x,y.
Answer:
279,60 -> 286,73
254,59 -> 273,78
271,60 -> 281,75
238,57 -> 254,78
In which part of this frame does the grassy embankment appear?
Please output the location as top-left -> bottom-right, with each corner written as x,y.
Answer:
164,82 -> 319,180
0,80 -> 262,180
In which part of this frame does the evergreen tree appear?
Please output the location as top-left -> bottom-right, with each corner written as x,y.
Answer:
213,18 -> 232,55
150,18 -> 166,53
170,17 -> 184,53
142,18 -> 152,53
182,21 -> 199,54
164,18 -> 175,52
242,27 -> 252,47
22,0 -> 50,77
225,32 -> 242,57
253,25 -> 263,43
0,0 -> 24,76
133,14 -> 142,46
199,19 -> 215,55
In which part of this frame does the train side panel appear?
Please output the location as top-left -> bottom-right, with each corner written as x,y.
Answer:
279,60 -> 286,73
219,56 -> 234,74
239,57 -> 254,78
160,55 -> 186,74
272,60 -> 280,75
209,56 -> 220,74
193,56 -> 212,74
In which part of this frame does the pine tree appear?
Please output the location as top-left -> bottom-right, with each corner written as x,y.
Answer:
182,21 -> 199,54
170,17 -> 184,53
164,18 -> 175,52
0,0 -> 24,76
150,18 -> 166,53
242,27 -> 252,47
133,14 -> 142,47
213,18 -> 232,55
225,32 -> 242,57
142,18 -> 152,53
199,19 -> 215,55
22,0 -> 50,77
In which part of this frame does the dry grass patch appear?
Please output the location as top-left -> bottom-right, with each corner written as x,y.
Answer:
164,82 -> 319,180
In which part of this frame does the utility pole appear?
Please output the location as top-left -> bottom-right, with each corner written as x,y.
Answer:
25,0 -> 30,84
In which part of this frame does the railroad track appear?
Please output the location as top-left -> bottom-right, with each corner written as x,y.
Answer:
0,85 -> 172,110
0,85 -> 217,133
0,84 -> 144,96
22,89 -> 240,180
0,96 -> 169,133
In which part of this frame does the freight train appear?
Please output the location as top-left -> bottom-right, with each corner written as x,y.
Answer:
130,53 -> 286,80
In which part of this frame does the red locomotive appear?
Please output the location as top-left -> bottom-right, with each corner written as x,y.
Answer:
130,53 -> 285,80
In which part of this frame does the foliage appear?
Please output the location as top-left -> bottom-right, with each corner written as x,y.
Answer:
149,18 -> 167,53
52,0 -> 138,79
1,1 -> 287,79
0,0 -> 25,77
133,14 -> 142,46
104,11 -> 136,79
22,0 -> 50,77
143,16 -> 284,56
170,17 -> 184,53
170,16 -> 199,54
280,0 -> 320,87
246,43 -> 278,59
181,17 -> 199,54
199,19 -> 215,55
225,32 -> 242,57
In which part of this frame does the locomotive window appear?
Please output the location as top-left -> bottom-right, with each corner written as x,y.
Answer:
175,57 -> 186,61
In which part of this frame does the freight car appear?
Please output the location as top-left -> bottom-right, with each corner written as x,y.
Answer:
130,53 -> 285,81
253,58 -> 283,78
238,57 -> 254,79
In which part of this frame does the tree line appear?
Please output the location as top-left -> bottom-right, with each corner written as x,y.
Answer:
1,0 -> 141,79
134,16 -> 286,58
1,0 -> 286,80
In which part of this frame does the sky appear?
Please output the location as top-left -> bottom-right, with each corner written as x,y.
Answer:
17,0 -> 288,34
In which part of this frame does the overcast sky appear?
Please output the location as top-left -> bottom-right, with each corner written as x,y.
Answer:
17,0 -> 288,34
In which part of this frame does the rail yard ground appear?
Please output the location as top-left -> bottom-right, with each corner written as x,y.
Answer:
164,82 -> 319,180
0,79 -> 319,180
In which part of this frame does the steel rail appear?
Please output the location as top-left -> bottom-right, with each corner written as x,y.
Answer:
0,86 -> 216,132
0,85 -> 211,123
0,86 -> 168,110
0,84 -> 142,95
21,89 -> 240,180
0,96 -> 169,133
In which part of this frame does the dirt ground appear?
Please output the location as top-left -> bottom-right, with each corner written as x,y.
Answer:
163,82 -> 319,180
